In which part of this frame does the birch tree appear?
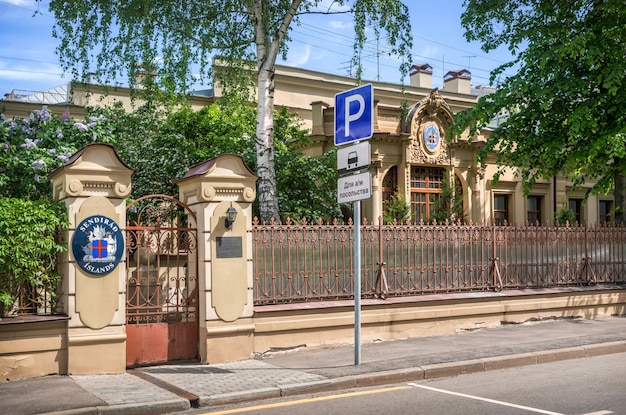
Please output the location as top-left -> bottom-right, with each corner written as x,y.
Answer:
46,0 -> 413,223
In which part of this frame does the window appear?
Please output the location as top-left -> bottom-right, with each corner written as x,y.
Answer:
527,196 -> 542,225
382,166 -> 398,213
410,166 -> 444,223
493,194 -> 509,225
568,198 -> 582,225
599,200 -> 612,224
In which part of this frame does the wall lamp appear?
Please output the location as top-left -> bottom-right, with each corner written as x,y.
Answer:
225,203 -> 237,229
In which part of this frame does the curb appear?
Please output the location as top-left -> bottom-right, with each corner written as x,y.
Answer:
39,398 -> 190,415
271,340 -> 626,400
37,341 -> 626,415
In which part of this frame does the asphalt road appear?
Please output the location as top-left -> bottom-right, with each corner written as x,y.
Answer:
177,352 -> 626,415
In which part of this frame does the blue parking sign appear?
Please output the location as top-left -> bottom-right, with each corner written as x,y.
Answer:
334,84 -> 373,146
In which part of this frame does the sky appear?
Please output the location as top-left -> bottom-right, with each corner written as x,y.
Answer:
0,0 -> 518,97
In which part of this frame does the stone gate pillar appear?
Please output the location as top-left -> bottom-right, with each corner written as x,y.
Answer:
176,155 -> 257,363
50,144 -> 133,374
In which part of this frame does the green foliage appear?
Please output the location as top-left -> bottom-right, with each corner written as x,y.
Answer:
456,0 -> 626,220
48,0 -> 413,223
0,198 -> 68,316
429,170 -> 465,224
383,189 -> 410,224
111,101 -> 340,220
48,1 -> 413,92
0,106 -> 116,199
273,108 -> 341,221
0,105 -> 119,316
554,203 -> 576,226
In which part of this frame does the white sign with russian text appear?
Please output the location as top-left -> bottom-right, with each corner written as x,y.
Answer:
337,171 -> 372,203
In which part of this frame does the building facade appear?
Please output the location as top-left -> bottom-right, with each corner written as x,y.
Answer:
264,63 -> 610,226
2,62 -> 612,225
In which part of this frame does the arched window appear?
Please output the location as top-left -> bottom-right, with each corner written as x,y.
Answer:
410,166 -> 444,223
382,166 -> 398,213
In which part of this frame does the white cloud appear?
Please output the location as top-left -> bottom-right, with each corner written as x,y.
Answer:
329,20 -> 353,30
3,0 -> 35,6
283,44 -> 312,67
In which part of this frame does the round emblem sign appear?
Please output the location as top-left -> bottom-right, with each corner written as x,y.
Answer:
72,215 -> 124,276
423,124 -> 440,152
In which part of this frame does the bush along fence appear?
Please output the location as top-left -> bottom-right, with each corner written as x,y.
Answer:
0,198 -> 68,318
252,217 -> 626,305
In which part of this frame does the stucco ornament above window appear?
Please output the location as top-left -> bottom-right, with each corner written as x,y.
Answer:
406,89 -> 454,165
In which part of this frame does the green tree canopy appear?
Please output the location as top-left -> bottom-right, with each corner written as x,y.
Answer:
456,0 -> 626,221
46,0 -> 413,223
1,101 -> 339,220
107,101 -> 341,220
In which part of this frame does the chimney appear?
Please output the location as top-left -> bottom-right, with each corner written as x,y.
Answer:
85,72 -> 97,84
443,69 -> 471,94
409,63 -> 433,89
133,63 -> 157,88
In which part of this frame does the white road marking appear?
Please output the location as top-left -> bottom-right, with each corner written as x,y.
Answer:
409,383 -> 565,415
409,383 -> 613,415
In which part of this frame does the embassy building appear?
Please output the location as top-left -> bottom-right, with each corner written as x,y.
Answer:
258,63 -> 610,226
2,62 -> 614,226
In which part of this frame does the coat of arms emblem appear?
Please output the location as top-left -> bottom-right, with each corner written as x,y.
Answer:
72,215 -> 124,276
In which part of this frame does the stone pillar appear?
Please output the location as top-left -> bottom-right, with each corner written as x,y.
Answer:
469,164 -> 486,224
50,144 -> 133,374
176,155 -> 257,363
310,101 -> 329,135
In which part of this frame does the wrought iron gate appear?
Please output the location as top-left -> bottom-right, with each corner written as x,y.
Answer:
125,195 -> 199,367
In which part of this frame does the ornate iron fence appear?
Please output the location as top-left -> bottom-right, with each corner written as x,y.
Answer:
252,218 -> 626,305
1,280 -> 61,318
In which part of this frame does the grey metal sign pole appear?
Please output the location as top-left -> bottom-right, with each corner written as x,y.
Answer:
354,200 -> 361,365
334,83 -> 373,367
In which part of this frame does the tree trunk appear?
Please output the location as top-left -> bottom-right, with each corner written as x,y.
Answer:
250,1 -> 301,224
255,62 -> 280,224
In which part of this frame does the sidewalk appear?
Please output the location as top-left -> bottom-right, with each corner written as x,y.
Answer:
2,316 -> 626,415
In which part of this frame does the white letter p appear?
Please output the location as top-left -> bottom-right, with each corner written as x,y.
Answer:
344,94 -> 365,138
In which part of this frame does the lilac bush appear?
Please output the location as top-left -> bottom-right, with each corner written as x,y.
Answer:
0,105 -> 116,199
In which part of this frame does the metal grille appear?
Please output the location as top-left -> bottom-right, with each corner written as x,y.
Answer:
126,195 -> 198,325
253,218 -> 626,305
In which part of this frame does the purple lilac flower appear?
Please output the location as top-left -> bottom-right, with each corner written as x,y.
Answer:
74,122 -> 89,132
57,154 -> 70,163
32,159 -> 45,170
89,115 -> 107,122
34,174 -> 40,182
20,138 -> 37,149
61,110 -> 71,122
48,149 -> 57,156
40,106 -> 51,121
33,107 -> 51,122
0,114 -> 6,122
56,128 -> 64,139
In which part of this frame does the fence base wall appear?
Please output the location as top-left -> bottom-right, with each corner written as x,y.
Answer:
250,287 -> 626,359
203,320 -> 255,364
2,287 -> 625,378
0,318 -> 68,381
